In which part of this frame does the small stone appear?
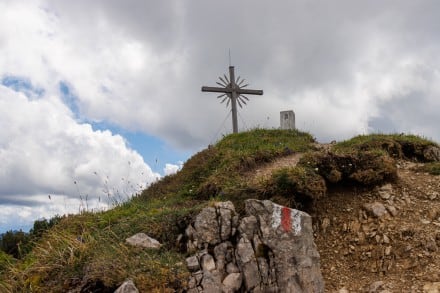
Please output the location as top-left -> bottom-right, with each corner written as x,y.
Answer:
222,273 -> 242,292
321,217 -> 330,233
186,256 -> 200,272
363,202 -> 388,218
378,184 -> 393,199
385,246 -> 392,256
423,282 -> 440,292
338,287 -> 349,293
114,279 -> 139,293
187,277 -> 197,289
185,225 -> 196,239
201,254 -> 216,271
383,234 -> 390,244
385,205 -> 398,217
194,270 -> 203,284
369,281 -> 385,292
125,233 -> 161,249
428,192 -> 439,200
200,270 -> 222,293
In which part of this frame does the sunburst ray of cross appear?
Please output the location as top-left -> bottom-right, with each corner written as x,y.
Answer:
201,66 -> 263,133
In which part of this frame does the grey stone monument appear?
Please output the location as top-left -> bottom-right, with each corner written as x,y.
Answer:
280,110 -> 295,130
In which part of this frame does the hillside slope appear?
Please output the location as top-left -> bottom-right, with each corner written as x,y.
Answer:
1,130 -> 439,292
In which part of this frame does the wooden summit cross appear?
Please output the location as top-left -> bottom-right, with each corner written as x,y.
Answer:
202,66 -> 263,133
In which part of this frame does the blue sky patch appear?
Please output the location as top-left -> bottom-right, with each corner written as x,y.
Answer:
90,121 -> 191,174
59,81 -> 80,119
1,75 -> 45,99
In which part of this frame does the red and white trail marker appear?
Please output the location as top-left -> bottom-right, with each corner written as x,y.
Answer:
271,203 -> 303,235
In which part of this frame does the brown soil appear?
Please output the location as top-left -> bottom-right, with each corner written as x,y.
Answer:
250,154 -> 440,292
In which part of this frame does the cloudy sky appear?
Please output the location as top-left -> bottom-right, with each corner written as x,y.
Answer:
1,0 -> 440,232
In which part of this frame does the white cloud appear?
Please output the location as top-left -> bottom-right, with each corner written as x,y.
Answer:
0,85 -> 159,230
163,162 -> 183,176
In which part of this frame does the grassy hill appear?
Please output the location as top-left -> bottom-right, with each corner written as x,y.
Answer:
1,129 -> 439,292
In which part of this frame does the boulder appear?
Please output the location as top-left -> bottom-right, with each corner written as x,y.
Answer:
125,233 -> 161,249
183,199 -> 324,292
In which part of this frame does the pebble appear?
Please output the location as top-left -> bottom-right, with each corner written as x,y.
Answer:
369,280 -> 385,292
423,282 -> 440,292
363,202 -> 388,218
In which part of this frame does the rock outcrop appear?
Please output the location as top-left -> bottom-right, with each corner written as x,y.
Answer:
183,200 -> 324,292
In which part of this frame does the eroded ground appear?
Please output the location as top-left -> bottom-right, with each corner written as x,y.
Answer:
314,161 -> 440,292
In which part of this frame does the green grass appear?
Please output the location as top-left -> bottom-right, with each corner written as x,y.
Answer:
4,130 -> 438,291
333,133 -> 438,161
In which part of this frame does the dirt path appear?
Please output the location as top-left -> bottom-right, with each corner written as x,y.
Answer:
246,153 -> 303,185
246,142 -> 332,185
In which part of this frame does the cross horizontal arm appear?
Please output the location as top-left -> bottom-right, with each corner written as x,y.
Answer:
236,88 -> 263,95
202,86 -> 263,95
201,86 -> 231,93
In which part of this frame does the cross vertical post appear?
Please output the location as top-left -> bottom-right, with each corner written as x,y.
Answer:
229,66 -> 238,133
202,65 -> 263,134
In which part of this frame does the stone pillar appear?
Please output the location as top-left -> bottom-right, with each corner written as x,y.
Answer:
280,110 -> 295,130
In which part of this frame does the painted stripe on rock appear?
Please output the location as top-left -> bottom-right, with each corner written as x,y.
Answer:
271,203 -> 302,235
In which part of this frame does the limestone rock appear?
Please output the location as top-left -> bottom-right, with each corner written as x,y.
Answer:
385,204 -> 398,217
369,280 -> 385,292
194,201 -> 237,247
200,270 -> 222,293
201,253 -> 216,272
363,202 -> 388,218
125,233 -> 161,249
184,200 -> 324,292
114,279 -> 139,293
378,184 -> 393,199
424,146 -> 440,161
194,207 -> 221,246
186,256 -> 200,272
245,199 -> 324,292
222,273 -> 242,293
235,236 -> 259,291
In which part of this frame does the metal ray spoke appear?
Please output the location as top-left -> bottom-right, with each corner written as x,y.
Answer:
237,99 -> 243,108
221,96 -> 228,103
217,94 -> 226,99
219,76 -> 228,86
239,96 -> 247,105
223,74 -> 230,84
